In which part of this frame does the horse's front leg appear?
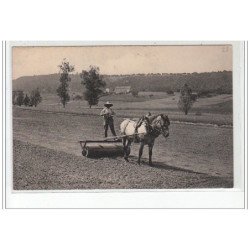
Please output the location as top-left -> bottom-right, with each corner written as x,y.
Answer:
148,143 -> 153,166
138,141 -> 144,165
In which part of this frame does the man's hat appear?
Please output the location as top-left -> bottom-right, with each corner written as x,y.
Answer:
104,101 -> 113,107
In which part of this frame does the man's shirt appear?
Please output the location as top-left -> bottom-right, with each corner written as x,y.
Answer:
100,107 -> 115,125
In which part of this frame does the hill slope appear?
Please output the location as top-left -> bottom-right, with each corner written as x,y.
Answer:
13,71 -> 232,94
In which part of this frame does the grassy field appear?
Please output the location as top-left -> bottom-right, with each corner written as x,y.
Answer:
40,93 -> 232,111
13,108 -> 233,189
18,93 -> 233,126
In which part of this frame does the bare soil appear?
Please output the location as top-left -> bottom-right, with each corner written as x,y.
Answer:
13,140 -> 233,190
13,108 -> 233,190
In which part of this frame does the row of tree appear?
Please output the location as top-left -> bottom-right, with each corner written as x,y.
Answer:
56,59 -> 196,115
13,88 -> 42,107
11,58 -> 203,115
57,59 -> 105,108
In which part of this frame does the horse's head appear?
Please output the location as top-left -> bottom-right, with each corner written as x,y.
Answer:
152,114 -> 170,139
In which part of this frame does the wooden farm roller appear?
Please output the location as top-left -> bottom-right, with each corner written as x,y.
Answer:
79,137 -> 124,158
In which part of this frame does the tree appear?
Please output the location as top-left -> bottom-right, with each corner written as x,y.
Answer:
23,94 -> 30,106
30,88 -> 42,107
16,91 -> 24,106
80,66 -> 106,108
178,83 -> 194,115
57,59 -> 74,108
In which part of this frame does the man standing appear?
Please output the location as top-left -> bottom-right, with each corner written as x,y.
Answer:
100,101 -> 117,138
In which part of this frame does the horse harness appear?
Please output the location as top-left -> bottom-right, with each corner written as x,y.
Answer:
123,115 -> 167,137
150,116 -> 168,136
136,115 -> 164,136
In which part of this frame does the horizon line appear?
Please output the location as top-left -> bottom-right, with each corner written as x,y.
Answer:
13,70 -> 232,81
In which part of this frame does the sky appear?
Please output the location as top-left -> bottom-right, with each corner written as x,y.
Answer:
12,45 -> 232,79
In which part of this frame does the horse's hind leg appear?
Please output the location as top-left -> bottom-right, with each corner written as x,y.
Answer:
123,137 -> 129,161
126,140 -> 132,157
122,137 -> 126,148
125,140 -> 132,162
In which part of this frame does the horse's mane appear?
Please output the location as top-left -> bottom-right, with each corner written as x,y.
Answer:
149,114 -> 170,126
148,115 -> 158,123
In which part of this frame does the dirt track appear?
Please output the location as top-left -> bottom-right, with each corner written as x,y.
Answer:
13,108 -> 233,189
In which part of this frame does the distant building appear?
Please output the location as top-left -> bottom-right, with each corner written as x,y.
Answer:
114,86 -> 131,94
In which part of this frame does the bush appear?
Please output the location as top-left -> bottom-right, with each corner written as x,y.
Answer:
73,94 -> 83,101
30,88 -> 42,107
23,94 -> 30,106
16,91 -> 24,106
191,93 -> 198,101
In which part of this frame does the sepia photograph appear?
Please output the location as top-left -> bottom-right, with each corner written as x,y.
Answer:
11,43 -> 234,190
1,1 -> 250,249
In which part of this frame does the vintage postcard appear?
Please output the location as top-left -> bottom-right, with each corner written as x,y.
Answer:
4,41 -> 246,208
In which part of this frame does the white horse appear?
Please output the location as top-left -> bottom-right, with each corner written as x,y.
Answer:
120,114 -> 170,165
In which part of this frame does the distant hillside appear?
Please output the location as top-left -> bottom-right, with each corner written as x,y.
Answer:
13,71 -> 232,95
